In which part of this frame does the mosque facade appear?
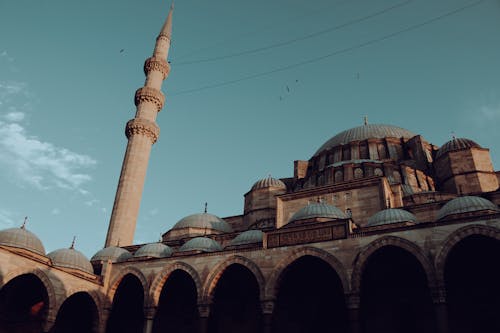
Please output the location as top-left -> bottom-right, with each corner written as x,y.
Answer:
1,6 -> 500,333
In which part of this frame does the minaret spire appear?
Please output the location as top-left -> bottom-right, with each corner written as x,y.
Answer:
105,4 -> 174,247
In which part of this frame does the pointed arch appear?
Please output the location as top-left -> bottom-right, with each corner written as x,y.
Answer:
265,246 -> 348,299
203,255 -> 265,302
63,288 -> 103,328
149,261 -> 202,308
435,224 -> 500,285
108,266 -> 148,306
1,267 -> 58,331
351,236 -> 436,293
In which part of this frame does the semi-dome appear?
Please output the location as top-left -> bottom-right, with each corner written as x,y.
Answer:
289,202 -> 348,223
437,196 -> 499,220
179,237 -> 222,252
91,246 -> 132,263
0,226 -> 45,255
172,213 -> 232,233
314,124 -> 416,156
134,242 -> 173,258
48,248 -> 93,274
229,230 -> 263,246
251,176 -> 286,191
367,208 -> 418,227
436,138 -> 481,159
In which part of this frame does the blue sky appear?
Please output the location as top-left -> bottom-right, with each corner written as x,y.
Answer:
0,0 -> 499,257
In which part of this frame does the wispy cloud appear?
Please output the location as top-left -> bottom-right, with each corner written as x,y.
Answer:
0,51 -> 18,72
4,111 -> 25,122
0,81 -> 97,192
0,209 -> 16,228
478,104 -> 500,122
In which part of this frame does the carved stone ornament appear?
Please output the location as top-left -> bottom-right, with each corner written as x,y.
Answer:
134,87 -> 165,112
144,57 -> 170,79
125,118 -> 160,143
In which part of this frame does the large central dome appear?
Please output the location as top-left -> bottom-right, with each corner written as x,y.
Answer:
314,124 -> 416,156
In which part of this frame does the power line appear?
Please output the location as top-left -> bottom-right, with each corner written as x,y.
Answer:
174,0 -> 351,60
174,0 -> 413,66
170,0 -> 485,97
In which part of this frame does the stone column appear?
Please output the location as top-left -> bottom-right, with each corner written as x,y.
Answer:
143,307 -> 156,333
432,286 -> 449,333
198,303 -> 210,333
97,308 -> 111,333
261,299 -> 275,333
346,292 -> 361,333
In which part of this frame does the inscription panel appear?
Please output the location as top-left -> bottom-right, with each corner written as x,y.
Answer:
267,224 -> 346,248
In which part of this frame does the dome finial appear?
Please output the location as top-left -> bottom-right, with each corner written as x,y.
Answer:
363,115 -> 368,126
70,236 -> 76,249
451,131 -> 456,140
21,216 -> 28,229
204,202 -> 208,213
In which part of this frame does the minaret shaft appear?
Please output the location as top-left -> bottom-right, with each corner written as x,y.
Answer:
105,5 -> 173,247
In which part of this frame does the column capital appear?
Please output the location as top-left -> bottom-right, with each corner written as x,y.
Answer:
260,299 -> 275,315
144,306 -> 157,320
125,118 -> 160,144
431,286 -> 447,304
198,303 -> 211,318
134,86 -> 165,112
345,292 -> 360,309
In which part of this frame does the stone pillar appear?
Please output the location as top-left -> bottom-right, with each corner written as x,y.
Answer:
143,307 -> 156,333
198,303 -> 210,333
261,299 -> 275,333
432,286 -> 449,333
97,308 -> 111,333
346,292 -> 361,333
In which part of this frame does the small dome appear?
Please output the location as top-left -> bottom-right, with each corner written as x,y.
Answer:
289,202 -> 348,223
230,230 -> 264,246
179,237 -> 222,252
251,176 -> 286,191
0,227 -> 45,255
48,248 -> 93,274
367,208 -> 418,227
134,242 -> 173,258
436,138 -> 481,159
91,246 -> 132,263
437,196 -> 499,220
315,124 -> 416,156
172,213 -> 232,233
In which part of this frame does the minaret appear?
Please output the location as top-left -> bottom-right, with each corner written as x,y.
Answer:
105,5 -> 173,247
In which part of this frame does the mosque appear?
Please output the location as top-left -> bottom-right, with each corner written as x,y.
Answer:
1,5 -> 500,333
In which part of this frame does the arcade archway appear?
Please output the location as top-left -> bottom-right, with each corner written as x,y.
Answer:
272,255 -> 347,333
445,235 -> 500,333
0,273 -> 48,333
208,264 -> 261,333
360,245 -> 436,333
152,269 -> 199,333
52,292 -> 98,333
106,274 -> 144,333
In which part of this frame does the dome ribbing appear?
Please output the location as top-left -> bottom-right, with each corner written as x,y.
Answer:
315,124 -> 415,156
437,196 -> 499,220
0,227 -> 45,255
367,208 -> 418,227
48,248 -> 93,274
